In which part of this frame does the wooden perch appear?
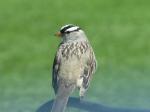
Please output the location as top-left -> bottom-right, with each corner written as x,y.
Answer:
37,97 -> 150,112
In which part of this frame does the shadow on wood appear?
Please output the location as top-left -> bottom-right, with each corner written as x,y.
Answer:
37,97 -> 150,112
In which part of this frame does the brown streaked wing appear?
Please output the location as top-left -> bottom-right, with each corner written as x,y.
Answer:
82,47 -> 97,89
52,43 -> 63,94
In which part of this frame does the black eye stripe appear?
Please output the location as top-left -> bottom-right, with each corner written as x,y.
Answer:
60,25 -> 75,33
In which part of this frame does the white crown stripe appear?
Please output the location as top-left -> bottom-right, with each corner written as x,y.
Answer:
65,26 -> 79,32
60,24 -> 74,30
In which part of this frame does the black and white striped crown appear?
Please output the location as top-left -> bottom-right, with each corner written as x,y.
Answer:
60,24 -> 81,34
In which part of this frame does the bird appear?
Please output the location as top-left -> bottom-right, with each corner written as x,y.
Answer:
51,24 -> 97,112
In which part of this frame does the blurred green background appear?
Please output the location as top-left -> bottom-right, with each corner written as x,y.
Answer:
0,0 -> 150,112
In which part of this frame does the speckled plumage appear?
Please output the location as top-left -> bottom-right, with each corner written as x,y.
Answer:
51,24 -> 97,112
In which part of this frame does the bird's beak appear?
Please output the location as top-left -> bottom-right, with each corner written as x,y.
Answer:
55,31 -> 62,37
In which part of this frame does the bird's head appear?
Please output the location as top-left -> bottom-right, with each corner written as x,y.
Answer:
55,24 -> 87,42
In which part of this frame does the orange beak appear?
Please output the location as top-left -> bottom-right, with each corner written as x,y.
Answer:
55,32 -> 62,37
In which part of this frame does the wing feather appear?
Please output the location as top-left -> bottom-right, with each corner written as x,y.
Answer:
82,47 -> 97,89
52,43 -> 63,94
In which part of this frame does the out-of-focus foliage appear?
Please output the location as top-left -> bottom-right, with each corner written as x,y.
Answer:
0,0 -> 150,111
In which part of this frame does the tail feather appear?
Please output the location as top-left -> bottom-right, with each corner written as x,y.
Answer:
51,83 -> 75,112
51,96 -> 69,112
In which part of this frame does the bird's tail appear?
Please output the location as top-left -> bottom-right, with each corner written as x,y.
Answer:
51,84 -> 75,112
51,95 -> 69,112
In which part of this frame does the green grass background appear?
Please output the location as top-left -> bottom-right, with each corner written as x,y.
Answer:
0,0 -> 150,112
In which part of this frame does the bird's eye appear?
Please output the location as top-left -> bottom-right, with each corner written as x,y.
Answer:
65,31 -> 70,34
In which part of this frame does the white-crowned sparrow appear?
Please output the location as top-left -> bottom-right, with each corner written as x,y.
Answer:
51,24 -> 97,112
